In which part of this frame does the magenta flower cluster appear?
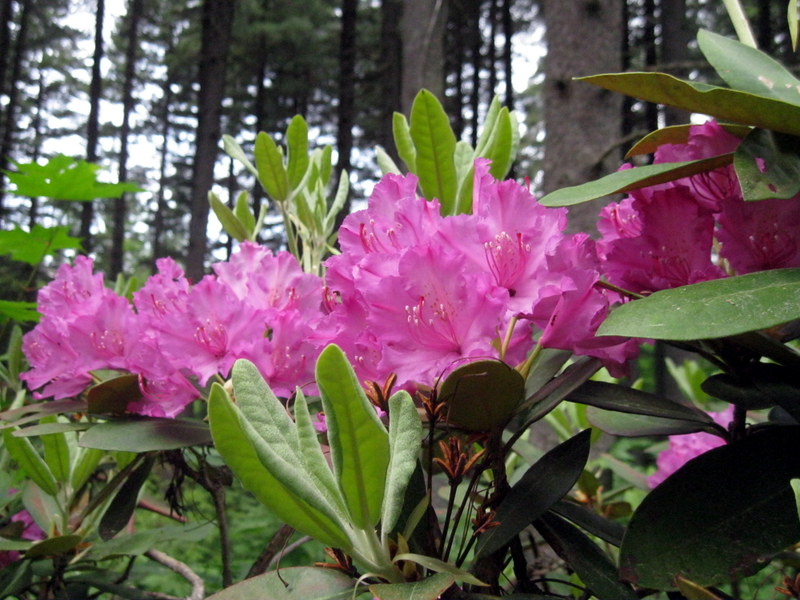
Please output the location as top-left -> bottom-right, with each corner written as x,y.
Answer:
20,124 -> 800,418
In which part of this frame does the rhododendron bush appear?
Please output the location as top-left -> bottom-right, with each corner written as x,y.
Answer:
2,7 -> 800,600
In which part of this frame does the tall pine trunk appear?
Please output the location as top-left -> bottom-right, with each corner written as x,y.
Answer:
81,0 -> 105,251
400,0 -> 448,113
186,0 -> 235,282
541,0 -> 623,234
378,0 -> 402,157
111,0 -> 143,278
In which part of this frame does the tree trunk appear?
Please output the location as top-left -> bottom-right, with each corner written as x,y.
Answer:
111,0 -> 144,278
336,0 -> 357,183
152,71 -> 173,269
0,0 -> 31,222
80,0 -> 105,251
660,0 -> 692,125
469,0 -> 482,145
378,0 -> 402,157
400,0 -> 448,113
186,0 -> 235,282
0,0 -> 15,134
502,0 -> 513,107
541,0 -> 623,234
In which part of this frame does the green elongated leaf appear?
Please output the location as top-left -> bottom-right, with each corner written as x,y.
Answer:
0,400 -> 86,429
293,389 -> 347,515
535,512 -> 638,600
475,96 -> 502,157
568,381 -> 714,423
208,384 -> 350,549
579,72 -> 800,136
619,426 -> 800,589
791,0 -> 799,51
233,191 -> 256,236
376,146 -> 402,175
26,535 -> 82,558
210,191 -> 249,242
392,113 -> 416,172
586,406 -> 711,437
255,132 -> 289,202
734,128 -> 800,201
70,446 -> 105,491
625,123 -> 751,157
87,523 -> 213,560
99,454 -> 155,540
518,357 -> 602,424
0,300 -> 39,323
597,268 -> 800,340
3,429 -> 58,496
550,500 -> 625,547
0,559 -> 33,599
409,90 -> 458,212
316,344 -> 389,529
78,418 -> 211,451
86,373 -> 141,414
453,140 -> 474,188
476,429 -> 591,557
0,226 -> 81,266
441,360 -> 525,431
701,370 -> 778,411
6,325 -> 23,383
370,572 -> 454,600
6,155 -> 140,201
15,422 -> 91,437
698,30 -> 800,106
231,360 -> 346,524
39,417 -> 72,484
0,538 -> 32,551
392,553 -> 485,586
381,391 -> 422,535
539,154 -> 732,207
286,115 -> 310,189
222,135 -> 259,178
206,567 -> 359,600
675,576 -> 724,600
485,107 -> 514,179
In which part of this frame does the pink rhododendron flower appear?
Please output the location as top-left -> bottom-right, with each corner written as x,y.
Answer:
647,406 -> 734,488
0,503 -> 44,568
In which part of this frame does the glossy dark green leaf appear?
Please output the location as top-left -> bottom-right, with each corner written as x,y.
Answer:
3,429 -> 58,496
370,573 -> 453,600
569,381 -> 714,423
697,30 -> 800,106
701,372 -> 774,410
205,567 -> 358,600
0,558 -> 33,598
535,512 -> 638,600
539,155 -> 732,207
675,575 -> 724,600
409,90 -> 457,213
598,269 -> 800,340
476,429 -> 591,557
586,406 -> 712,437
99,455 -> 155,540
86,374 -> 142,414
25,535 -> 83,558
519,357 -> 602,425
550,500 -> 625,547
39,417 -> 72,483
441,360 -> 525,431
733,128 -> 800,201
0,226 -> 81,266
579,72 -> 800,136
78,418 -> 211,451
619,426 -> 800,589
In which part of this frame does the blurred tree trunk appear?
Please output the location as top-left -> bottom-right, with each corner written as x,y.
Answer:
80,0 -> 105,251
378,0 -> 402,157
336,0 -> 357,182
541,0 -> 623,234
400,0 -> 448,113
152,66 -> 173,269
660,0 -> 692,125
0,0 -> 14,133
186,0 -> 235,282
0,0 -> 30,221
469,0 -> 482,145
502,0 -> 513,107
111,0 -> 143,279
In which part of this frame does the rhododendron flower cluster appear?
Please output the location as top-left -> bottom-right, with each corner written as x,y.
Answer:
598,120 -> 800,295
22,161 -> 639,416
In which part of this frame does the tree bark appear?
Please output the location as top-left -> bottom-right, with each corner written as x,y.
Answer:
400,0 -> 448,114
541,0 -> 623,234
660,0 -> 692,125
502,0 -> 513,107
80,0 -> 105,251
186,0 -> 235,282
469,0 -> 482,145
111,0 -> 144,278
0,0 -> 30,222
336,0 -> 357,180
378,0 -> 402,157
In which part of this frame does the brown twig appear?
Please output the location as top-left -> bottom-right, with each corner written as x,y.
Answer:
247,523 -> 295,578
144,548 -> 204,600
